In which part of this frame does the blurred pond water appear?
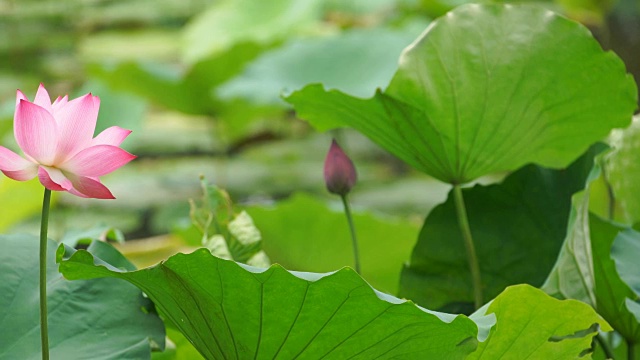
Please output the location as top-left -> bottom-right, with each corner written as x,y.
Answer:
1,0 -> 632,268
1,0 -> 446,241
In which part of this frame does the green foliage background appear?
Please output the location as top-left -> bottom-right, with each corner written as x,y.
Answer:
2,0 -> 640,358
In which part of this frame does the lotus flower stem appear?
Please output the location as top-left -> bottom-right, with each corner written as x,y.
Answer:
39,188 -> 51,360
341,194 -> 360,274
628,340 -> 635,360
453,185 -> 482,309
0,84 -> 134,359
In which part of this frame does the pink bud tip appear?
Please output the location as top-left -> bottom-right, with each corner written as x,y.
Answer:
324,139 -> 357,196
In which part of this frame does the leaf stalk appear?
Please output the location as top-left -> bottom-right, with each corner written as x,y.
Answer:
453,185 -> 483,309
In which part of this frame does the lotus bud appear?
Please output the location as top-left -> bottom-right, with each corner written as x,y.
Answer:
324,139 -> 357,196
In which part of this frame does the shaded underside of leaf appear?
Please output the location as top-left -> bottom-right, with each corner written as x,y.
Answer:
59,248 -> 480,359
285,3 -> 636,184
399,144 -> 602,313
612,229 -> 640,298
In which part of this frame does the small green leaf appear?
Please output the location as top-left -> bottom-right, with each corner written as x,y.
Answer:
285,4 -> 636,184
190,179 -> 268,265
203,235 -> 233,260
0,235 -> 164,359
228,211 -> 261,245
468,285 -> 611,359
59,248 -> 481,359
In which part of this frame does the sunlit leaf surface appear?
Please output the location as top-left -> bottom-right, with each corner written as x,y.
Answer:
59,248 -> 480,359
469,285 -> 611,359
286,4 -> 636,184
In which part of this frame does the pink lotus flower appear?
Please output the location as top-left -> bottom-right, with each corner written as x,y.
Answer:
0,84 -> 135,199
324,139 -> 357,196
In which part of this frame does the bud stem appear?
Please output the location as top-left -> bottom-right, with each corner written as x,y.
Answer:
340,194 -> 360,274
453,185 -> 482,309
39,188 -> 51,360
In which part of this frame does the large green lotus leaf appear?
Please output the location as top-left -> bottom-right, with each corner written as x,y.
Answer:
542,157 -> 640,343
468,284 -> 611,359
399,144 -> 601,313
246,193 -> 420,295
182,0 -> 325,63
285,4 -> 636,184
606,115 -> 640,224
218,26 -> 423,105
0,234 -> 164,359
59,248 -> 481,360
